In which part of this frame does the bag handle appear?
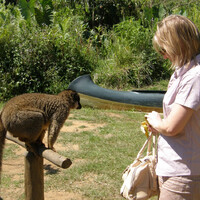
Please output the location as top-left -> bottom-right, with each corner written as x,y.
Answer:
136,133 -> 156,160
152,134 -> 156,159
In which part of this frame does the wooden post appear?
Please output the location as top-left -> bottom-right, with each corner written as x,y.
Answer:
25,151 -> 44,200
6,133 -> 72,200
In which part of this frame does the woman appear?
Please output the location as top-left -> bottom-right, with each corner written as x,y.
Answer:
146,15 -> 200,200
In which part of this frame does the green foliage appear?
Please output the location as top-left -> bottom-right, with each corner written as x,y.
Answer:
18,0 -> 36,22
0,3 -> 96,100
0,0 -> 200,100
93,18 -> 171,88
34,0 -> 54,26
18,0 -> 54,26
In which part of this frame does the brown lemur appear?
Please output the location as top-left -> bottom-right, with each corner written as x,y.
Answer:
0,89 -> 81,180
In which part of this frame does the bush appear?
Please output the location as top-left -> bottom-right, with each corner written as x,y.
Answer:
0,4 -> 96,100
4,1 -> 200,100
93,19 -> 171,89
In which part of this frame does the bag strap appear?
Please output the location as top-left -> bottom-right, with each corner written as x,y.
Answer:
152,134 -> 156,160
147,134 -> 152,156
136,133 -> 156,160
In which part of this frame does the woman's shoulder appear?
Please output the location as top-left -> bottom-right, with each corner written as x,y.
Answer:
183,63 -> 200,81
178,64 -> 200,93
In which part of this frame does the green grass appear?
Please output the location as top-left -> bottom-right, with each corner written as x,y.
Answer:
1,106 -> 158,200
59,108 -> 158,199
59,109 -> 149,199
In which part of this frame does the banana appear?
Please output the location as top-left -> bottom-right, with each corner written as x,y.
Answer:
140,119 -> 149,138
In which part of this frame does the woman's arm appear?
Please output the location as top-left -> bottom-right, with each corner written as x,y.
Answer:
145,104 -> 194,136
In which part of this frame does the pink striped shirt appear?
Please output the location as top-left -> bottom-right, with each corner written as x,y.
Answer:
156,54 -> 200,176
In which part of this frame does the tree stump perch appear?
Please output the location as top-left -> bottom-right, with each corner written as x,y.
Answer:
6,133 -> 72,200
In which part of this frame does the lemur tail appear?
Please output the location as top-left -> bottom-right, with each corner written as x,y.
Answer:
0,116 -> 6,184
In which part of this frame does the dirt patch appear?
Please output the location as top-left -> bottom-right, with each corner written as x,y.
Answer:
105,112 -> 123,118
3,157 -> 24,177
61,120 -> 105,133
74,172 -> 98,187
103,133 -> 113,139
45,190 -> 86,200
1,188 -> 24,200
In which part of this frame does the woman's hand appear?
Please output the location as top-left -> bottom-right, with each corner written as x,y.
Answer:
145,111 -> 161,134
145,104 -> 194,136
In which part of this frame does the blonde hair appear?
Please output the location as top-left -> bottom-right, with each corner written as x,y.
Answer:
153,15 -> 200,68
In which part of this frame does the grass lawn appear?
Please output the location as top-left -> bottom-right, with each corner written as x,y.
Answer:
1,106 -> 159,200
